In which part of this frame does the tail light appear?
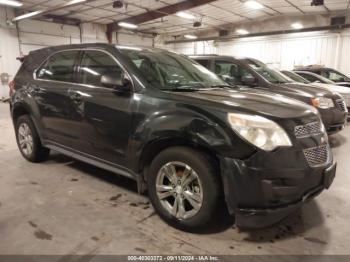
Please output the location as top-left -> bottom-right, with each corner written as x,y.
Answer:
9,80 -> 15,96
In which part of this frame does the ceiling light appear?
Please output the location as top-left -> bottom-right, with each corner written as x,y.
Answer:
184,34 -> 197,39
236,29 -> 249,35
12,10 -> 43,21
245,0 -> 264,10
68,0 -> 86,4
0,0 -> 23,7
291,22 -> 303,29
118,22 -> 138,29
176,11 -> 196,20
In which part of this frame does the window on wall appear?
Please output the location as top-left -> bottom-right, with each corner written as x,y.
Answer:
37,50 -> 79,82
79,50 -> 123,87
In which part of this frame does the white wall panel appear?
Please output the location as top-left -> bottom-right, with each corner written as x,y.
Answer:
217,33 -> 339,70
116,32 -> 154,46
0,7 -> 20,99
169,31 -> 350,76
17,20 -> 81,55
338,34 -> 350,77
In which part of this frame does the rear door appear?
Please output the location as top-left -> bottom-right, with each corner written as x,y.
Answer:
70,49 -> 134,166
33,50 -> 83,147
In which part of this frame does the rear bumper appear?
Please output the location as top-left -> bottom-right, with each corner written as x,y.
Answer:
219,150 -> 336,229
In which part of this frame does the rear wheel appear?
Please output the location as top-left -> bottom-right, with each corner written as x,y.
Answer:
147,147 -> 221,231
15,115 -> 50,162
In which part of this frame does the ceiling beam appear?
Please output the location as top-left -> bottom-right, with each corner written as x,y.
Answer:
106,0 -> 219,33
165,24 -> 350,44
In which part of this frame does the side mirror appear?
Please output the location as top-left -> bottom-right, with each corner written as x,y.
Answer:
241,75 -> 257,86
101,74 -> 131,93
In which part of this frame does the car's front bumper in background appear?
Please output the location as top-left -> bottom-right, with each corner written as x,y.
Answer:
219,148 -> 336,229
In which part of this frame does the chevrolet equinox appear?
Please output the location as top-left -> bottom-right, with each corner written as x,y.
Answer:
10,44 -> 336,230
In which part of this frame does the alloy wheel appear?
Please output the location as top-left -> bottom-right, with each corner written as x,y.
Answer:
18,123 -> 33,156
156,161 -> 203,220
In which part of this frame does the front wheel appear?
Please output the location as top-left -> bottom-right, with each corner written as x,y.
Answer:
147,147 -> 221,231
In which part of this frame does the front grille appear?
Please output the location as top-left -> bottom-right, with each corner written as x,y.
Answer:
294,121 -> 322,138
342,95 -> 350,108
303,144 -> 330,167
335,99 -> 347,112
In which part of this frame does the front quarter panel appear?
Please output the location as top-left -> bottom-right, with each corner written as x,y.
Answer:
128,92 -> 255,172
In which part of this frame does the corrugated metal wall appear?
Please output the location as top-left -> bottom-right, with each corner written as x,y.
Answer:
168,30 -> 350,76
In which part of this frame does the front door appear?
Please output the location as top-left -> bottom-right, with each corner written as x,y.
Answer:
71,49 -> 134,166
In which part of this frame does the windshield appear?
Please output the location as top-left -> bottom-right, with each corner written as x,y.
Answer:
118,47 -> 226,90
322,69 -> 350,82
244,59 -> 292,84
282,71 -> 310,84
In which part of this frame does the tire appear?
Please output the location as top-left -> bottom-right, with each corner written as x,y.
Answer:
147,146 -> 221,231
15,115 -> 50,162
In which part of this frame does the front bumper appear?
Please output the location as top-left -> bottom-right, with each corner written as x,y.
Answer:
219,148 -> 336,229
318,107 -> 347,134
235,163 -> 336,228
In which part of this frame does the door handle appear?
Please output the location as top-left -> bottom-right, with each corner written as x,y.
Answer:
68,90 -> 82,103
27,84 -> 42,94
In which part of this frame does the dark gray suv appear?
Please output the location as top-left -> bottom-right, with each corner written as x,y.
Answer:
191,55 -> 347,134
10,44 -> 336,230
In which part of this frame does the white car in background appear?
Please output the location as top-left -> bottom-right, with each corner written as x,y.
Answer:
282,70 -> 350,112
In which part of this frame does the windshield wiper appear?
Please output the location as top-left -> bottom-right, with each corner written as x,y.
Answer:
210,84 -> 236,89
162,88 -> 203,92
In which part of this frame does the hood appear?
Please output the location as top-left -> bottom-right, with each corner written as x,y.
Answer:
310,83 -> 350,95
278,82 -> 339,99
173,88 -> 318,119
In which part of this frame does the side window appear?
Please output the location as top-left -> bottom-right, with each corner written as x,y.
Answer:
195,59 -> 210,69
37,50 -> 79,82
326,70 -> 344,82
214,60 -> 252,85
79,50 -> 123,87
299,73 -> 318,82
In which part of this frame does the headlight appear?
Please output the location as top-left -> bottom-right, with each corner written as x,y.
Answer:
227,113 -> 292,151
311,97 -> 334,109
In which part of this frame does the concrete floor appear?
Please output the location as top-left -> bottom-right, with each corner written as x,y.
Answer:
1,102 -> 350,255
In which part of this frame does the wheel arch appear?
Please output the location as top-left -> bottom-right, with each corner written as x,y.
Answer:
12,103 -> 31,122
138,137 -> 221,181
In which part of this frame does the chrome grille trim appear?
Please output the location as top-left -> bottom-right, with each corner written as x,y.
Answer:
335,99 -> 347,112
294,121 -> 322,138
303,144 -> 330,167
